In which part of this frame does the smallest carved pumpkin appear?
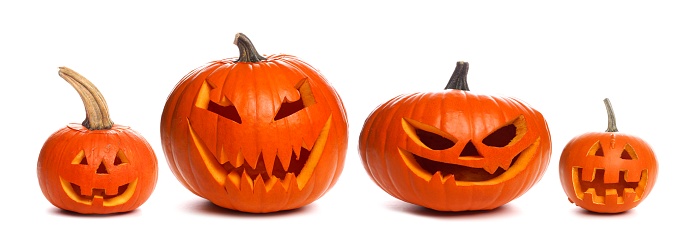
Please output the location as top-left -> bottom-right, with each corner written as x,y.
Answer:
559,98 -> 657,213
37,67 -> 158,214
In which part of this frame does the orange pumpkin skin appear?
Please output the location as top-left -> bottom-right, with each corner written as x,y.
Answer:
160,33 -> 348,213
37,67 -> 158,214
559,99 -> 657,213
38,124 -> 158,214
359,62 -> 551,211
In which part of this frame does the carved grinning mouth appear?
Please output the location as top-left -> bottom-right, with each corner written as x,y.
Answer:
398,138 -> 540,185
188,115 -> 332,192
572,167 -> 648,205
59,177 -> 138,206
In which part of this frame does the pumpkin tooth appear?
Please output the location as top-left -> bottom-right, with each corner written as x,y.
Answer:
227,171 -> 241,189
262,153 -> 276,177
234,150 -> 245,168
277,148 -> 292,172
623,188 -> 637,203
241,170 -> 254,191
604,169 -> 620,183
282,172 -> 297,191
483,165 -> 499,174
264,176 -> 279,191
605,188 -> 620,204
623,169 -> 641,183
635,170 -> 648,198
581,167 -> 597,182
584,188 -> 605,204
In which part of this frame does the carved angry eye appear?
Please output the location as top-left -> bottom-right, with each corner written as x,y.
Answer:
195,81 -> 242,124
274,78 -> 316,120
401,118 -> 457,150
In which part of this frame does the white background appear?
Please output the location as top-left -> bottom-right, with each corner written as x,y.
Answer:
1,0 -> 688,250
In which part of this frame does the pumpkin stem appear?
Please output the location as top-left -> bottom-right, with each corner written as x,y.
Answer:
234,33 -> 266,63
444,61 -> 470,91
58,67 -> 114,130
603,98 -> 618,132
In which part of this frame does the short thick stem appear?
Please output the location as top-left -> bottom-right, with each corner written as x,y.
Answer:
603,98 -> 618,132
234,33 -> 266,63
58,67 -> 114,130
445,61 -> 470,91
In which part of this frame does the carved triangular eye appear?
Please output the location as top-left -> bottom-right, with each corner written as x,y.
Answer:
588,141 -> 604,157
114,150 -> 128,166
621,144 -> 638,160
459,141 -> 482,157
402,118 -> 457,150
482,115 -> 527,147
72,150 -> 88,165
195,81 -> 242,124
274,78 -> 317,120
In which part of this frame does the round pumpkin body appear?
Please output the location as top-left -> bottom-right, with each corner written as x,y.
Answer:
160,33 -> 348,213
38,124 -> 158,214
359,62 -> 551,211
559,99 -> 657,213
37,67 -> 158,214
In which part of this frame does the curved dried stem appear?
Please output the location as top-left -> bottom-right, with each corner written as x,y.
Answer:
603,98 -> 618,132
58,67 -> 114,130
234,33 -> 266,63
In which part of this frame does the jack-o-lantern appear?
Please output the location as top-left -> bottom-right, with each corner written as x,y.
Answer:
559,98 -> 657,213
359,61 -> 552,211
37,67 -> 158,214
160,33 -> 348,213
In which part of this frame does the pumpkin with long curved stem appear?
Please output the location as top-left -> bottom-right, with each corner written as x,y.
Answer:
359,61 -> 552,211
160,33 -> 348,213
559,98 -> 658,213
37,67 -> 158,214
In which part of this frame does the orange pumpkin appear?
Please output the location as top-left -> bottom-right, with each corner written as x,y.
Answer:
359,61 -> 551,211
559,98 -> 658,213
37,67 -> 158,214
160,33 -> 348,213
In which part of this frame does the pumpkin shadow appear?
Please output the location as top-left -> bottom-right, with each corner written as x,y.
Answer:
49,208 -> 140,217
387,201 -> 520,218
574,208 -> 635,217
187,200 -> 316,217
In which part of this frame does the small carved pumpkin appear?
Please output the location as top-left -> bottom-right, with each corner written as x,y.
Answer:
160,33 -> 348,213
37,67 -> 158,214
559,98 -> 658,213
359,62 -> 552,211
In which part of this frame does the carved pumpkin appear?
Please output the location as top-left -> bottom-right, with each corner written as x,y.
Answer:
160,33 -> 348,213
359,61 -> 551,211
37,67 -> 158,214
559,98 -> 658,213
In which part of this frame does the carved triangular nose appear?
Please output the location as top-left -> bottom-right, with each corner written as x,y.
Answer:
460,141 -> 482,158
96,161 -> 109,174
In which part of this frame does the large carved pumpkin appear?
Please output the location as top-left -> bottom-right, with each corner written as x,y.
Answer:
359,61 -> 551,211
37,67 -> 158,214
160,33 -> 348,213
559,98 -> 658,213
